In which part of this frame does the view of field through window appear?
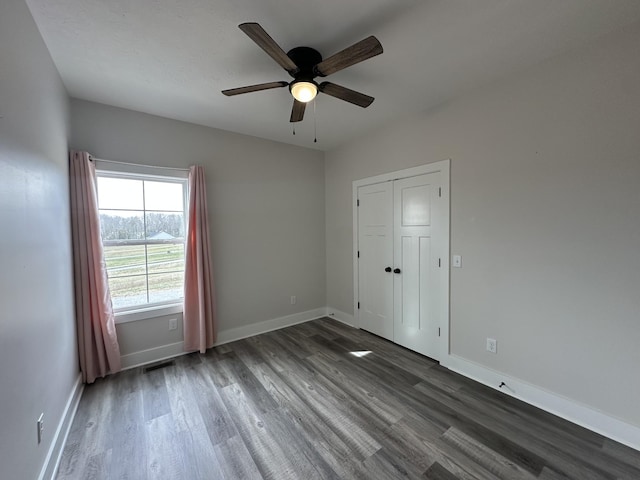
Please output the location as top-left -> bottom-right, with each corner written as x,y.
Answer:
97,175 -> 186,310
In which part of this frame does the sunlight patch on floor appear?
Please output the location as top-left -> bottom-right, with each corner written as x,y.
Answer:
349,350 -> 372,358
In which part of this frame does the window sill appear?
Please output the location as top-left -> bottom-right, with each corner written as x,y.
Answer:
114,303 -> 183,324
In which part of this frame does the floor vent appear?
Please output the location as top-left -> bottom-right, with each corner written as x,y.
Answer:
143,360 -> 176,373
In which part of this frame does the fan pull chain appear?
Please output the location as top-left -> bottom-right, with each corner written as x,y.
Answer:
313,99 -> 317,143
292,125 -> 296,135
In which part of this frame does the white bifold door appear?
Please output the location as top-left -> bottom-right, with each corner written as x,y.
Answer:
357,182 -> 394,340
356,167 -> 447,361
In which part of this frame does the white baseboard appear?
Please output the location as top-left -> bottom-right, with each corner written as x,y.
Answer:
39,374 -> 84,480
119,308 -> 328,369
325,307 -> 355,327
442,354 -> 640,451
121,341 -> 186,370
215,307 -> 327,345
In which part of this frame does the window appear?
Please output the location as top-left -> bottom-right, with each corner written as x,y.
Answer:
96,172 -> 188,311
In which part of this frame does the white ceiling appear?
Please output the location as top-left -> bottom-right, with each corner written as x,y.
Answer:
25,0 -> 640,150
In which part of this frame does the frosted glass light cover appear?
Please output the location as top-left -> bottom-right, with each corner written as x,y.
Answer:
291,81 -> 317,103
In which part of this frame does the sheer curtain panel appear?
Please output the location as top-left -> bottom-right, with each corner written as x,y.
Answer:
69,151 -> 121,383
183,165 -> 217,353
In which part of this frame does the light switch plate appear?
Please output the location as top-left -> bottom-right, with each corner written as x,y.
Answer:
453,255 -> 462,268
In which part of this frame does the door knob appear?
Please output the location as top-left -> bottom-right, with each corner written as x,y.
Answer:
385,267 -> 392,272
393,268 -> 401,274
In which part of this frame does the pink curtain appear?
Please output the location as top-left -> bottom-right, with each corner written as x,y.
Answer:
69,151 -> 121,383
183,166 -> 217,352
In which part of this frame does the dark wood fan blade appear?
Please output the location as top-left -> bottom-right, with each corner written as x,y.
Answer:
239,23 -> 299,74
314,36 -> 383,77
222,81 -> 288,96
290,99 -> 306,122
318,82 -> 374,108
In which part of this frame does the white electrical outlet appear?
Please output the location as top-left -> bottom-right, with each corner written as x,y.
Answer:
486,338 -> 497,354
290,296 -> 296,305
37,413 -> 44,444
168,318 -> 178,331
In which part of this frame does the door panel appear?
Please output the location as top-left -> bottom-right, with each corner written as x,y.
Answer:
401,184 -> 431,226
393,173 -> 441,359
400,235 -> 419,329
419,236 -> 432,333
357,182 -> 393,340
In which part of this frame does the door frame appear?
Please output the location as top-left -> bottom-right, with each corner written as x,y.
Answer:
353,159 -> 450,360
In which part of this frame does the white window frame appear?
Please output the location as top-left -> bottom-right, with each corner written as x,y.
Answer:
95,166 -> 189,322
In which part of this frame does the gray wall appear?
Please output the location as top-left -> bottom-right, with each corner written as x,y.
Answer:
70,99 -> 326,358
325,22 -> 640,427
0,1 -> 78,479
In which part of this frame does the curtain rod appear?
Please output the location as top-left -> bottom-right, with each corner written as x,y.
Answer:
93,157 -> 190,172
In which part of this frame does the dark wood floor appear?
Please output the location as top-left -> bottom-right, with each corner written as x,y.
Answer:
57,317 -> 640,480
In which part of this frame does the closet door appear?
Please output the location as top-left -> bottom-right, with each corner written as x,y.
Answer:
393,172 -> 442,359
357,182 -> 393,340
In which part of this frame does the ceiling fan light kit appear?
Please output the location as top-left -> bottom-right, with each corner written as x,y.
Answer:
222,22 -> 383,123
290,81 -> 317,103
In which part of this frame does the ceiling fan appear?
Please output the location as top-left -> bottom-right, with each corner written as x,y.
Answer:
222,23 -> 383,123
